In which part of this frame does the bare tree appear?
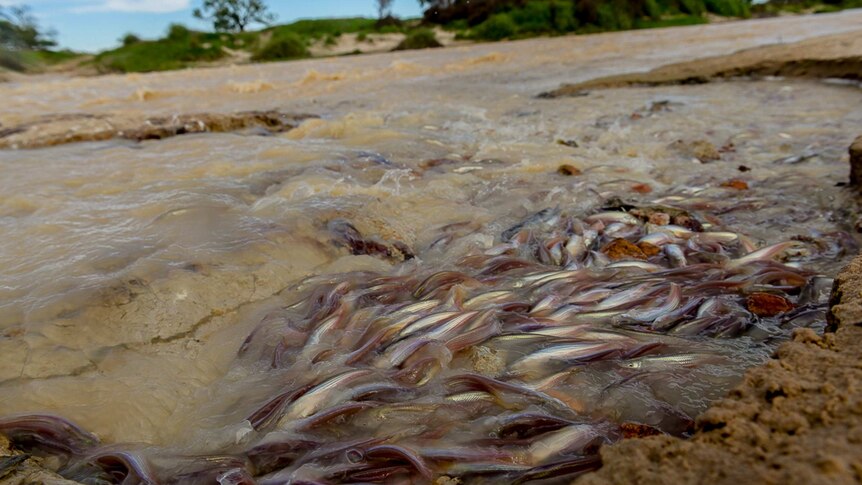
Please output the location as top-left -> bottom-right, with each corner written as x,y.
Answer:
377,0 -> 394,20
193,0 -> 276,33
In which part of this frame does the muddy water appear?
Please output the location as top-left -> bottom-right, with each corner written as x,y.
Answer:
1,11 -> 862,484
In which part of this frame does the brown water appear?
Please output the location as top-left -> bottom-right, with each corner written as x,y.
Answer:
1,11 -> 862,484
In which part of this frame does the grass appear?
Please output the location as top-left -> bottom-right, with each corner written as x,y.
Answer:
17,0 -> 858,76
89,17 -> 416,73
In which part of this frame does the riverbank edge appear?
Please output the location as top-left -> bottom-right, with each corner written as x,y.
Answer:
575,250 -> 862,485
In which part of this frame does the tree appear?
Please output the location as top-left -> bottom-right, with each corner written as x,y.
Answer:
377,0 -> 394,20
193,0 -> 276,33
0,4 -> 56,50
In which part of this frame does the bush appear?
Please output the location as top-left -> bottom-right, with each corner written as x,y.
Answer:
252,31 -> 309,61
704,0 -> 750,16
394,28 -> 443,50
473,13 -> 517,40
0,47 -> 24,71
166,23 -> 191,41
121,33 -> 141,47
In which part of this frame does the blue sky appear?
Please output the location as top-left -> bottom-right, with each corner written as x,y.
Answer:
0,0 -> 425,52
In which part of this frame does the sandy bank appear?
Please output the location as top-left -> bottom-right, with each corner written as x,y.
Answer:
577,233 -> 862,484
543,30 -> 862,97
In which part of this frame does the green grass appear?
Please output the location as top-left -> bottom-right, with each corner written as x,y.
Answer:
89,17 -> 415,73
252,30 -> 309,62
93,34 -> 226,73
633,14 -> 708,29
455,0 -> 749,40
266,17 -> 380,39
394,29 -> 442,50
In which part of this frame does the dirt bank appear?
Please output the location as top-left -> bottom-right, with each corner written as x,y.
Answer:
543,30 -> 862,97
0,110 -> 316,149
576,252 -> 862,485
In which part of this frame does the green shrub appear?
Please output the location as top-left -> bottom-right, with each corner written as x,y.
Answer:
166,23 -> 191,41
510,1 -> 554,33
394,29 -> 443,50
121,33 -> 141,47
356,32 -> 369,42
252,31 -> 309,61
0,48 -> 24,71
679,0 -> 706,15
473,13 -> 517,40
597,3 -> 633,29
704,0 -> 750,16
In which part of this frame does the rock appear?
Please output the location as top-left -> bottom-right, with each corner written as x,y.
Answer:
670,139 -> 721,163
557,164 -> 582,176
638,242 -> 662,257
620,422 -> 664,439
631,183 -> 652,194
747,293 -> 794,317
557,139 -> 579,148
602,238 -> 647,261
849,135 -> 862,188
629,206 -> 704,231
721,179 -> 749,190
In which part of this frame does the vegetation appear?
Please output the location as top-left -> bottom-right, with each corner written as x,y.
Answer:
751,0 -> 861,14
93,24 -> 228,73
194,0 -> 276,32
430,0 -> 748,40
394,28 -> 443,50
0,4 -> 82,73
252,30 -> 309,61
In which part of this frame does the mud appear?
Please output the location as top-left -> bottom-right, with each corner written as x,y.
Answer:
576,253 -> 862,485
0,111 -> 316,149
543,31 -> 862,97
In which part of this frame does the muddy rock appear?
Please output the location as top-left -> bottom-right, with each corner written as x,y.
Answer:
557,164 -> 582,176
747,293 -> 794,317
850,135 -> 862,188
0,111 -> 317,149
602,238 -> 647,261
670,139 -> 721,163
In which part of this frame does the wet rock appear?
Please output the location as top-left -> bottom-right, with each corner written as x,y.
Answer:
670,139 -> 721,163
557,164 -> 582,176
747,293 -> 794,317
849,135 -> 862,188
638,242 -> 662,257
631,183 -> 652,194
0,111 -> 318,149
721,179 -> 749,190
620,422 -> 664,439
628,206 -> 704,231
328,219 -> 415,262
602,238 -> 647,261
122,111 -> 314,141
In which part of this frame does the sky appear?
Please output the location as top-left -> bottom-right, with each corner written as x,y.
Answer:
0,0 -> 425,52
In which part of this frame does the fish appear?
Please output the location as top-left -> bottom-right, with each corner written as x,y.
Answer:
621,353 -> 719,370
280,370 -> 374,422
528,424 -> 603,464
510,342 -> 621,376
623,283 -> 682,322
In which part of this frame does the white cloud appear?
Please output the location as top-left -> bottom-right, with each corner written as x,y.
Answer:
72,0 -> 191,13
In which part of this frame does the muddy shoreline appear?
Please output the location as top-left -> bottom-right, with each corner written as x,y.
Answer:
575,250 -> 862,485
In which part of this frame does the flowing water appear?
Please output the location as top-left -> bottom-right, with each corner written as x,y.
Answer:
1,11 -> 862,484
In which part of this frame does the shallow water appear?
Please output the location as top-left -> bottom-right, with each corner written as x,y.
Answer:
1,11 -> 862,484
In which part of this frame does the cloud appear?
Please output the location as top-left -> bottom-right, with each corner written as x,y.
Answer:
72,0 -> 191,13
